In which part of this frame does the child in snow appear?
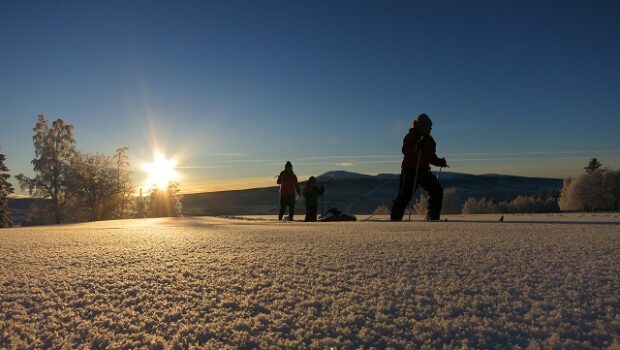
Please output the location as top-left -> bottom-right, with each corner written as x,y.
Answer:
303,176 -> 325,222
277,161 -> 301,221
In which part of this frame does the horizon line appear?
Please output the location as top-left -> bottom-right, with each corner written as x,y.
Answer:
8,168 -> 568,199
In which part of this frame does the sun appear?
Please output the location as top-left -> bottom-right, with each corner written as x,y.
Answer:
143,153 -> 179,189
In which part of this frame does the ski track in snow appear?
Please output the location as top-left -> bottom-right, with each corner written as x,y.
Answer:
1,214 -> 619,349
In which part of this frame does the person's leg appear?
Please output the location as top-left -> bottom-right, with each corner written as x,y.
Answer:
288,196 -> 295,221
419,171 -> 443,220
307,205 -> 317,222
391,170 -> 415,221
278,195 -> 286,221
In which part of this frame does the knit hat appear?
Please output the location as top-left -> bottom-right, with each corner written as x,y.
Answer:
415,113 -> 432,128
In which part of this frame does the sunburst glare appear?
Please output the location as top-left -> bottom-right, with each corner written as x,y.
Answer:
143,153 -> 179,189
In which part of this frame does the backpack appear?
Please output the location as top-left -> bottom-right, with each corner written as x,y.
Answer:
318,208 -> 357,222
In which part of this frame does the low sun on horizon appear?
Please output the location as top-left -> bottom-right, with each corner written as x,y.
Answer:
142,153 -> 179,190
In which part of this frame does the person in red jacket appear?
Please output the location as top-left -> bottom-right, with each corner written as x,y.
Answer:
277,161 -> 301,221
391,113 -> 448,221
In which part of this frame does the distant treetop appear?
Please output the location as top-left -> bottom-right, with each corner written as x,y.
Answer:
585,158 -> 602,174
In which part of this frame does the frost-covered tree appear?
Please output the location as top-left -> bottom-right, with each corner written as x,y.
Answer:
373,204 -> 390,215
112,147 -> 134,219
462,197 -> 478,214
503,195 -> 559,213
559,169 -> 620,212
136,188 -> 146,218
70,153 -> 116,221
462,197 -> 499,214
584,158 -> 602,174
413,194 -> 428,215
148,182 -> 183,217
16,115 -> 77,224
559,177 -> 580,211
410,188 -> 462,215
0,147 -> 14,228
601,170 -> 620,211
68,148 -> 136,222
462,195 -> 558,214
441,188 -> 462,214
167,183 -> 183,216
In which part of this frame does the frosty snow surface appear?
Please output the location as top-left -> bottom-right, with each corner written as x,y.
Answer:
1,214 -> 619,349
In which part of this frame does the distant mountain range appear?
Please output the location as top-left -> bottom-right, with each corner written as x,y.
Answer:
182,170 -> 563,215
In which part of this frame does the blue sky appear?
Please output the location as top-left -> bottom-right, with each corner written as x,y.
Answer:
1,0 -> 619,193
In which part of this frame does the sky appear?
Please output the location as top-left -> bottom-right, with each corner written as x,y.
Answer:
1,0 -> 619,194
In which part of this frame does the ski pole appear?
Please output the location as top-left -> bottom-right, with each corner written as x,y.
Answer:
361,176 -> 400,222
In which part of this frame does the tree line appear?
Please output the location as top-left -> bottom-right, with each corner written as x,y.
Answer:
374,158 -> 619,216
373,188 -> 560,216
0,115 -> 182,227
559,160 -> 620,212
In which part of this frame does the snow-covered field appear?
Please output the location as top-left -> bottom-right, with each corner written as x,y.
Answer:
1,214 -> 619,349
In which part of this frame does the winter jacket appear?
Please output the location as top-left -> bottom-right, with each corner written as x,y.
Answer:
401,126 -> 445,171
303,183 -> 324,207
277,171 -> 300,196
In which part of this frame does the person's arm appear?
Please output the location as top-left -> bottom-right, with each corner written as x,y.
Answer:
276,171 -> 283,184
428,138 -> 448,167
401,134 -> 413,155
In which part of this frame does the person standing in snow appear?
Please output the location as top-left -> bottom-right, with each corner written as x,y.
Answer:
391,113 -> 448,221
277,161 -> 301,221
303,176 -> 324,222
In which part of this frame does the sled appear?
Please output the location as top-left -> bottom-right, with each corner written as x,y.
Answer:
318,208 -> 357,222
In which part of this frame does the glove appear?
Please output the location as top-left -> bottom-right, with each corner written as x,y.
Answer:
439,157 -> 448,168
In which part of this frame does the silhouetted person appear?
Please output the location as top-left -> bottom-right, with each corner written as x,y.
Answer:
277,161 -> 300,221
391,113 -> 448,221
303,176 -> 325,222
